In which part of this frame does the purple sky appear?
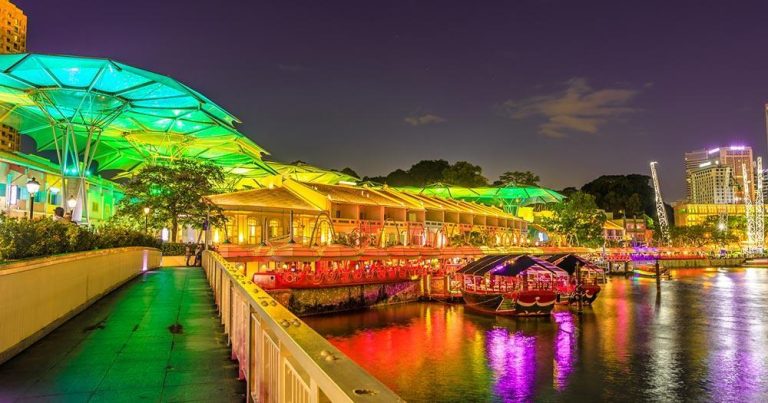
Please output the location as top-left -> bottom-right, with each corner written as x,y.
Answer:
15,0 -> 768,199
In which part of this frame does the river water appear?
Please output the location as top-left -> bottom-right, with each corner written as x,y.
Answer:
303,268 -> 768,402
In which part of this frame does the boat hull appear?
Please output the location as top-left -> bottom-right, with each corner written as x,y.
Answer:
561,284 -> 601,305
634,265 -> 670,278
462,290 -> 557,316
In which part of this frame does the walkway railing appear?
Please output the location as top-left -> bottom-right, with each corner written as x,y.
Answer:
202,251 -> 402,403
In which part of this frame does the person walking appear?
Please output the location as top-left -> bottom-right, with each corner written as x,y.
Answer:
185,242 -> 193,266
194,243 -> 203,266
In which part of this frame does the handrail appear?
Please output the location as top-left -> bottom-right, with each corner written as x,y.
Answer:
202,250 -> 403,403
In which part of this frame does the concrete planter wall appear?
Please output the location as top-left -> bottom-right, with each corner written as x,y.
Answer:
0,247 -> 162,364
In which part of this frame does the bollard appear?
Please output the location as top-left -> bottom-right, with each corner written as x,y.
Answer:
655,259 -> 661,290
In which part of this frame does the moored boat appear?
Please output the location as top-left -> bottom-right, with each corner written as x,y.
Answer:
457,255 -> 559,316
546,254 -> 604,304
633,263 -> 671,279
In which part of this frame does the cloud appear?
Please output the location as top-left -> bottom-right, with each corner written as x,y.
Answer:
500,78 -> 639,138
404,113 -> 446,126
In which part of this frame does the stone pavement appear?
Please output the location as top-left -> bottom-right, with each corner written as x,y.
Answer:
0,266 -> 246,402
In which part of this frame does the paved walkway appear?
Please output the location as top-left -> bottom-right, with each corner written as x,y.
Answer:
0,267 -> 246,402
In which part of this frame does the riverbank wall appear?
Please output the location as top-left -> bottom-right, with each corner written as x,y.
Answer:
662,258 -> 744,268
269,280 -> 422,316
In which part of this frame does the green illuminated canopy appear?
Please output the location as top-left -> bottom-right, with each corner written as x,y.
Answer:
398,183 -> 565,210
0,53 -> 274,175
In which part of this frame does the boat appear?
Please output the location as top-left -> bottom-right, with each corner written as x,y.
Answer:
456,255 -> 559,316
633,263 -> 670,279
545,254 -> 603,304
742,258 -> 768,267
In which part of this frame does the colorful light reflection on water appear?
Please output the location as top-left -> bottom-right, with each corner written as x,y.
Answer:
303,268 -> 768,402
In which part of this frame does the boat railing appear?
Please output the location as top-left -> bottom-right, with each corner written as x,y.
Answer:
202,250 -> 402,402
255,264 -> 430,289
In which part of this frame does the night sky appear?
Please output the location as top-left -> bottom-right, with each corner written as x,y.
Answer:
15,0 -> 768,199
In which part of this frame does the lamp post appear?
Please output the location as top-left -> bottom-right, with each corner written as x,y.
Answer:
25,177 -> 40,220
143,207 -> 150,233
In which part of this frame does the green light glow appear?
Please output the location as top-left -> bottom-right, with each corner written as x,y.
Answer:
0,54 -> 275,176
398,183 -> 565,209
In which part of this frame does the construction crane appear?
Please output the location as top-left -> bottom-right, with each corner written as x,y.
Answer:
650,161 -> 670,246
756,157 -> 765,252
743,163 -> 756,252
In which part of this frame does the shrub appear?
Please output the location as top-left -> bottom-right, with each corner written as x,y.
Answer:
161,242 -> 188,256
0,215 -> 161,262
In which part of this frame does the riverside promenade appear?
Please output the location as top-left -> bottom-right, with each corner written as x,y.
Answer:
0,267 -> 245,402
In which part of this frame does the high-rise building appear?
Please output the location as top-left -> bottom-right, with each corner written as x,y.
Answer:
689,164 -> 734,204
685,145 -> 754,202
684,149 -> 709,199
0,0 -> 25,153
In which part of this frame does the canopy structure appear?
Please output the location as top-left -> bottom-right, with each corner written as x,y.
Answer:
234,161 -> 359,188
546,254 -> 602,275
457,254 -> 567,277
398,183 -> 565,213
0,53 -> 274,220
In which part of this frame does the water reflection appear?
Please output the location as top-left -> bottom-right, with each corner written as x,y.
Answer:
552,311 -> 575,391
303,268 -> 768,402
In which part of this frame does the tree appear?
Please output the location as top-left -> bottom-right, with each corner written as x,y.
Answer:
408,160 -> 451,185
493,170 -> 540,186
625,193 -> 643,217
541,191 -> 606,247
384,169 -> 412,186
441,161 -> 488,187
559,187 -> 579,198
115,159 -> 227,242
581,174 -> 656,217
339,167 -> 359,179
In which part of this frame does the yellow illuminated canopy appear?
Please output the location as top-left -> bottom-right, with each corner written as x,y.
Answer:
234,161 -> 359,188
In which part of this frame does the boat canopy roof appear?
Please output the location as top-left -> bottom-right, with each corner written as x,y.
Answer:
546,254 -> 602,274
458,254 -> 568,277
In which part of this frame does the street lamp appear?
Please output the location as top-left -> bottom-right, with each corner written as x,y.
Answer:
67,195 -> 77,213
25,177 -> 40,220
143,207 -> 150,233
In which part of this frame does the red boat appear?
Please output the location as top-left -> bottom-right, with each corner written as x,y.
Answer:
457,255 -> 561,316
546,254 -> 603,304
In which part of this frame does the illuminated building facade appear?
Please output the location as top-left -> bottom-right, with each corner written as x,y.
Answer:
0,150 -> 122,222
689,164 -> 734,204
0,0 -> 25,54
0,1 -> 25,152
672,202 -> 768,227
204,177 -> 530,250
685,146 -> 754,202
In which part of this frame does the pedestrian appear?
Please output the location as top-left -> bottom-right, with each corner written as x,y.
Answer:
185,242 -> 193,266
52,207 -> 65,222
194,243 -> 203,266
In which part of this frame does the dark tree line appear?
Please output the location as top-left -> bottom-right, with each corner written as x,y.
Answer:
354,159 -> 542,188
578,174 -> 657,218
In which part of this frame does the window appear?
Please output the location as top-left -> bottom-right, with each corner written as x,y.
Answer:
247,217 -> 260,244
268,219 -> 280,239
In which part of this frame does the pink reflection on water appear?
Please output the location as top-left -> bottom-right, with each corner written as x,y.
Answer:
486,327 -> 537,401
552,311 -> 576,391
